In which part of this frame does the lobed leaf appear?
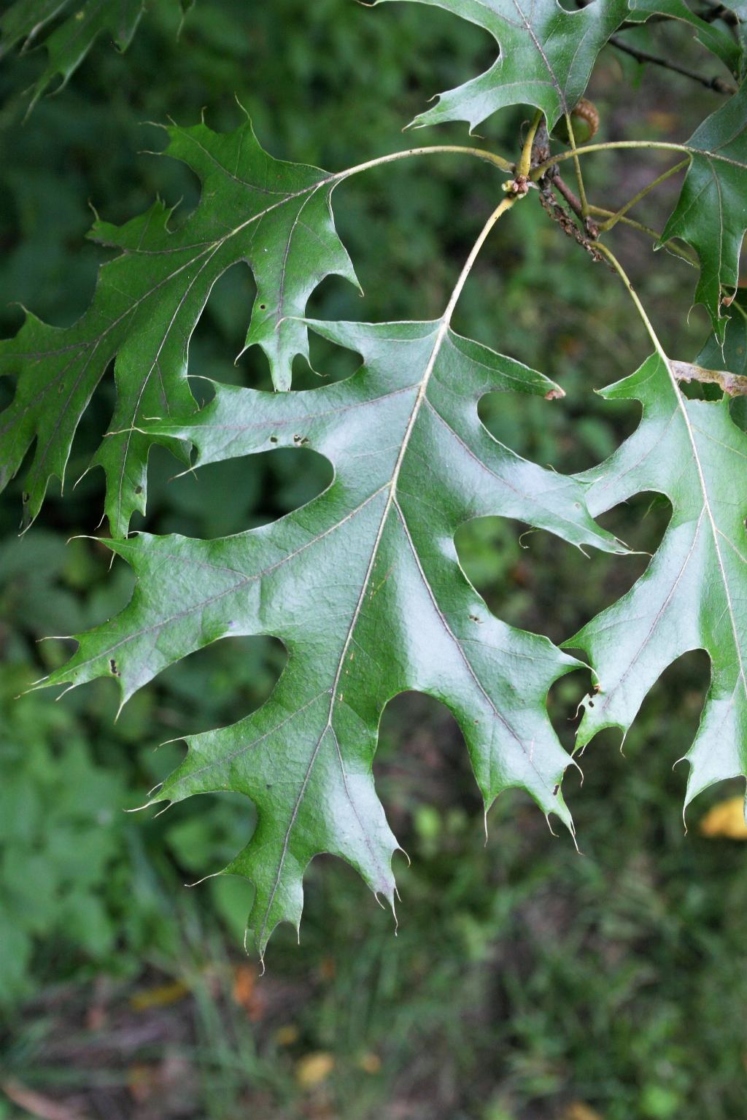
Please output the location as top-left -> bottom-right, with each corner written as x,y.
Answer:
661,84 -> 747,340
0,118 -> 358,536
568,354 -> 747,809
0,0 -> 148,112
44,318 -> 623,954
375,0 -> 630,131
626,0 -> 742,74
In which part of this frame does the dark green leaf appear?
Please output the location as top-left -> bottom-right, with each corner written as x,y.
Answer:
376,0 -> 629,130
0,0 -> 147,111
661,85 -> 747,340
0,119 -> 358,535
696,290 -> 747,429
626,0 -> 742,74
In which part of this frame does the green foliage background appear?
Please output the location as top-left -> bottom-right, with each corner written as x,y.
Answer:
0,2 -> 745,1117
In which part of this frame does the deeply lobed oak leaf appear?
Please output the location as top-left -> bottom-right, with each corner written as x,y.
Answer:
43,319 -> 623,953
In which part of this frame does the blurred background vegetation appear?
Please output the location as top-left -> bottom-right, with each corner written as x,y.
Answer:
0,1 -> 746,1117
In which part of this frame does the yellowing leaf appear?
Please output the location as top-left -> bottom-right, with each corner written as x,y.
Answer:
128,980 -> 189,1011
357,1052 -> 382,1074
274,1024 -> 300,1047
699,796 -> 747,840
295,1052 -> 335,1088
564,1102 -> 604,1120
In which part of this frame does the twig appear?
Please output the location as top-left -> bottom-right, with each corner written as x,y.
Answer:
595,159 -> 690,233
551,174 -> 592,228
537,187 -> 606,264
610,35 -> 736,94
531,123 -> 605,262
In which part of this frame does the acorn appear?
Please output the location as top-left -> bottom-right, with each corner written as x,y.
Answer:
551,98 -> 600,146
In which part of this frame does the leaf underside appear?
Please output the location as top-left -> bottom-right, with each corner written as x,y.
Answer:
44,318 -> 622,953
4,0 -> 746,956
569,354 -> 747,808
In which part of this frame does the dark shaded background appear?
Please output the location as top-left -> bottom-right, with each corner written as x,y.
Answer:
0,2 -> 745,1117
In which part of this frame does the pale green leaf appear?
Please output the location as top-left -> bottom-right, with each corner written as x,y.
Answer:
44,318 -> 623,954
568,354 -> 747,808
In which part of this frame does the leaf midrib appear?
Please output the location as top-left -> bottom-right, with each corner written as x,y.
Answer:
257,319 -> 452,945
665,357 -> 747,705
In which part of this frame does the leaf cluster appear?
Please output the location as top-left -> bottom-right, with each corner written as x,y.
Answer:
0,0 -> 746,957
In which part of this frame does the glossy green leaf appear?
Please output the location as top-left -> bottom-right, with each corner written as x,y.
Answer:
661,85 -> 747,340
376,0 -> 629,131
0,118 -> 358,535
43,318 -> 622,954
568,354 -> 747,808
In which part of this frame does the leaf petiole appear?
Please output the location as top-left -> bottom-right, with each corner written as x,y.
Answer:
338,144 -> 514,183
562,112 -> 590,218
441,194 -> 520,322
529,140 -> 691,181
586,205 -> 698,266
595,241 -> 675,360
517,110 -> 543,179
595,159 -> 690,232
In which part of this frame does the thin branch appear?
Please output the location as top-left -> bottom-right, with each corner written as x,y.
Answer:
595,159 -> 690,232
586,205 -> 699,266
537,188 -> 606,263
530,122 -> 601,256
339,144 -> 515,180
609,35 -> 736,95
551,173 -> 586,220
529,142 -> 692,181
563,111 -> 591,217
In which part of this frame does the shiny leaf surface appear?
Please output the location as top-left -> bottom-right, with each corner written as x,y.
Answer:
44,318 -> 622,953
569,354 -> 747,807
